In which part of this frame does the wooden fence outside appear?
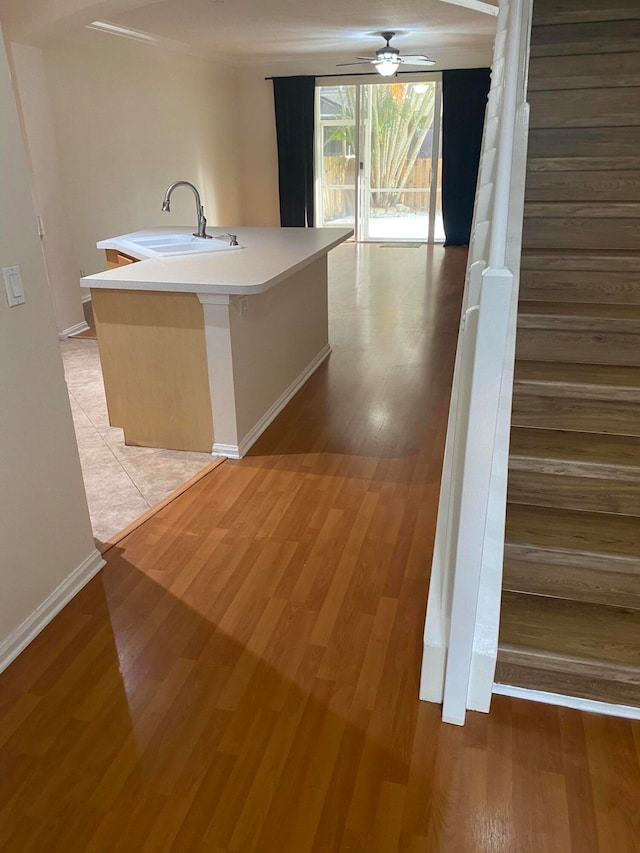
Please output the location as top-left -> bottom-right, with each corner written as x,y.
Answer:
321,156 -> 442,221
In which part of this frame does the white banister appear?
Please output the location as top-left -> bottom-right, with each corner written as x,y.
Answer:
489,0 -> 523,269
442,268 -> 512,725
420,0 -> 533,723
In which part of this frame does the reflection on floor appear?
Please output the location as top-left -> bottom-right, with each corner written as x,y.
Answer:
60,337 -> 212,545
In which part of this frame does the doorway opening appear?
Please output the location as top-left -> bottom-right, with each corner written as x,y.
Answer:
315,79 -> 444,242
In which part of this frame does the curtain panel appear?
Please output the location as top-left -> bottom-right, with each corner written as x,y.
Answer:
441,68 -> 491,246
272,76 -> 316,227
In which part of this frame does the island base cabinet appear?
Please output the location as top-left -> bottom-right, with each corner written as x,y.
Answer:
91,288 -> 214,452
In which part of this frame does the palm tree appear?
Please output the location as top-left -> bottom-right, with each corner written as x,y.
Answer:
328,83 -> 436,210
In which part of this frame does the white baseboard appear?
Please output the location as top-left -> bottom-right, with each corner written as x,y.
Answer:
493,683 -> 640,721
0,549 -> 105,675
81,292 -> 92,304
59,320 -> 90,339
211,443 -> 242,459
212,344 -> 331,459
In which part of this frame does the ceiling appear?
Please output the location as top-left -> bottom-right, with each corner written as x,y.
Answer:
1,0 -> 498,74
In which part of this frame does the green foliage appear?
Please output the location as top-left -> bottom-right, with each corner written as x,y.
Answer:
325,83 -> 436,208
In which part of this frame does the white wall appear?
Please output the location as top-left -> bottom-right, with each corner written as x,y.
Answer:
10,42 -> 86,336
236,69 -> 280,226
41,29 -> 244,275
0,21 -> 98,665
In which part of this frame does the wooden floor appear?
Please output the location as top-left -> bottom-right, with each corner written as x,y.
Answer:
2,243 -> 640,852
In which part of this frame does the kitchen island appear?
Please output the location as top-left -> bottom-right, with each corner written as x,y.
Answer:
81,226 -> 352,457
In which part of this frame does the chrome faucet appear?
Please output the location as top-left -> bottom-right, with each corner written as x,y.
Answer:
161,181 -> 212,239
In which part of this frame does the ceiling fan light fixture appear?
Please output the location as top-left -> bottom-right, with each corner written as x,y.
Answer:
337,31 -> 432,75
375,52 -> 401,76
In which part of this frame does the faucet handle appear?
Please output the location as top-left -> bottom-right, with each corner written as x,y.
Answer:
217,233 -> 239,246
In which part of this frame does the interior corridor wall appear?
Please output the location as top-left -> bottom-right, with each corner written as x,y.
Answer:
236,69 -> 280,226
41,30 -> 244,276
10,41 -> 87,336
0,20 -> 97,663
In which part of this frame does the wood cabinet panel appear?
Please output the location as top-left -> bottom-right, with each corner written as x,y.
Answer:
91,288 -> 214,452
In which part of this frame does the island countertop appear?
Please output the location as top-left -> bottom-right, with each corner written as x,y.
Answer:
82,226 -> 353,296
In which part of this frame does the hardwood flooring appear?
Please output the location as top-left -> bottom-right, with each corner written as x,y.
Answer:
2,244 -> 640,851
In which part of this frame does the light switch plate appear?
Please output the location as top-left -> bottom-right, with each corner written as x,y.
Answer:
3,265 -> 26,307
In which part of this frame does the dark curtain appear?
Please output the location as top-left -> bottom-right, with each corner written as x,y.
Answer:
441,68 -> 491,246
272,76 -> 316,227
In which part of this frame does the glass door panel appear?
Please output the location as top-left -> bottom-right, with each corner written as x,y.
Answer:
315,81 -> 443,242
315,86 -> 358,230
360,81 -> 438,242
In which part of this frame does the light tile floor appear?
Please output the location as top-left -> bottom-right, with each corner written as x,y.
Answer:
60,337 -> 213,545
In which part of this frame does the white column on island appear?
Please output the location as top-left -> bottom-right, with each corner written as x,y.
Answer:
198,255 -> 331,458
197,293 -> 240,456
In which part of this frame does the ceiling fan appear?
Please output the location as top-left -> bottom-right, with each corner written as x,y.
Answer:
337,32 -> 436,77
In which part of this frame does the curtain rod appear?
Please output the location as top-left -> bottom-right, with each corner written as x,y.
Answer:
264,70 -> 437,81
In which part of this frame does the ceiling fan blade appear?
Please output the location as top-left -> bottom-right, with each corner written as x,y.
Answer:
335,60 -> 373,66
400,57 -> 437,66
401,54 -> 432,62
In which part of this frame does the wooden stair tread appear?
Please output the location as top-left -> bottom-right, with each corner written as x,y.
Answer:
510,426 -> 640,474
499,592 -> 640,670
503,505 -> 640,609
533,0 -> 640,27
525,201 -> 640,218
520,248 -> 640,271
529,52 -> 640,91
505,503 -> 640,565
530,20 -> 640,58
514,361 -> 640,398
518,300 -> 640,318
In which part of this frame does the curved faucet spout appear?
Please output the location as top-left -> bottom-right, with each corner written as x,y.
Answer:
161,181 -> 212,239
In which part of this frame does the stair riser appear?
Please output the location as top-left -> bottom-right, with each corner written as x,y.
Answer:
524,204 -> 640,220
525,171 -> 640,202
529,53 -> 640,91
508,471 -> 640,515
530,21 -> 640,59
516,330 -> 640,366
523,218 -> 640,250
520,270 -> 640,303
533,0 -> 640,26
530,89 -> 640,129
503,555 -> 640,609
512,394 -> 640,436
495,660 -> 640,706
528,127 -> 640,162
526,203 -> 640,219
521,253 -> 640,273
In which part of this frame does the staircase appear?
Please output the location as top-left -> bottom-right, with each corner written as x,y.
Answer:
495,0 -> 640,706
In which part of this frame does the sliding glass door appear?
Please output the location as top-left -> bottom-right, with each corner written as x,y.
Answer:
316,85 -> 359,233
315,80 -> 443,242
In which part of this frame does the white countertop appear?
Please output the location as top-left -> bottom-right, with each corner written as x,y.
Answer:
83,226 -> 353,296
